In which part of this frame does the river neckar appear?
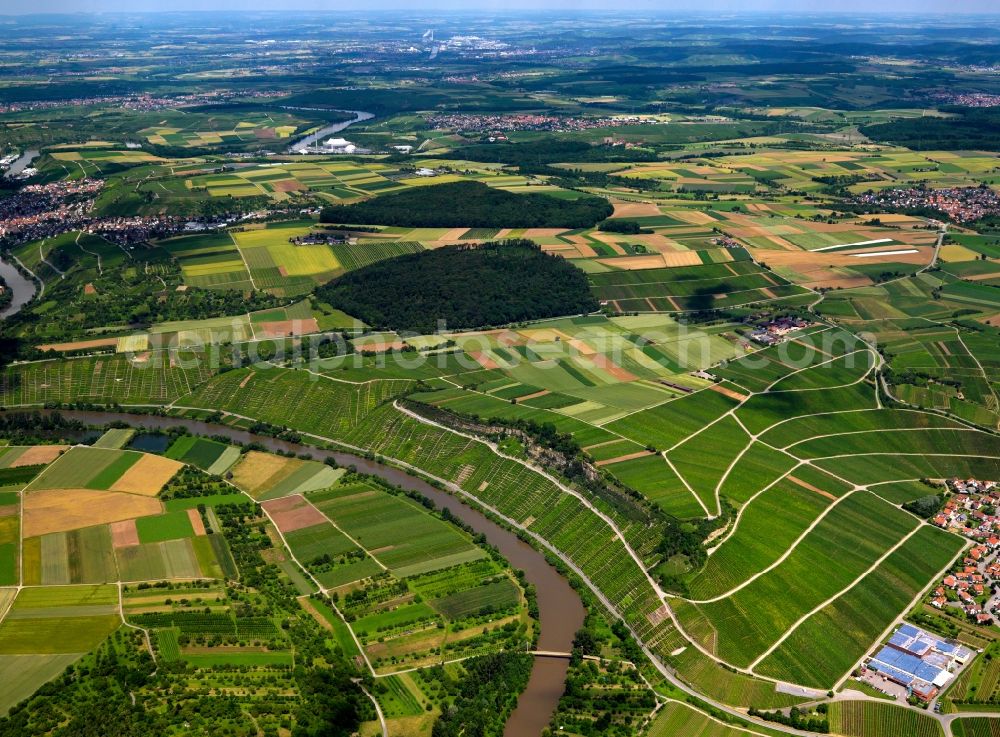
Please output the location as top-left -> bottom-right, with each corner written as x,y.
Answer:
287,111 -> 375,152
0,256 -> 37,319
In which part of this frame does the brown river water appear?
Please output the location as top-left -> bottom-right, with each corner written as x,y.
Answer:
11,409 -> 586,736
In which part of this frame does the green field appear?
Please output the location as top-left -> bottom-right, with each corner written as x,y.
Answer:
647,700 -> 770,736
165,436 -> 240,475
588,260 -> 808,312
27,447 -> 138,490
184,367 -> 414,442
28,525 -> 118,586
117,539 -> 206,580
0,653 -> 84,715
300,597 -> 361,658
0,586 -> 121,660
92,429 -> 135,449
283,521 -> 358,564
135,510 -> 196,544
429,579 -> 520,620
308,480 -> 485,577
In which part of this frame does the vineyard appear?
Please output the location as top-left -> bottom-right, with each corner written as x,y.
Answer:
828,701 -> 943,737
0,353 -> 217,406
330,240 -> 424,271
184,366 -> 414,437
756,524 -> 963,687
954,718 -> 1000,737
680,491 -> 921,666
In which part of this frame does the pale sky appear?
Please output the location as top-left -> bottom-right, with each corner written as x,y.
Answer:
2,0 -> 999,14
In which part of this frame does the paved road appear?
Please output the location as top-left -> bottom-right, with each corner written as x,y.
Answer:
924,221 -> 948,273
361,686 -> 387,737
941,711 -> 1000,734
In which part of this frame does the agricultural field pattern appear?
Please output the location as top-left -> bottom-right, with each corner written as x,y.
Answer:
1,6 -> 1000,737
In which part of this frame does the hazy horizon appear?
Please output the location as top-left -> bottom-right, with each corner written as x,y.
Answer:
3,1 -> 1000,16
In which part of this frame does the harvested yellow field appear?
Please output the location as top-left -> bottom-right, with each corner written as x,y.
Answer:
468,351 -> 499,369
708,384 -> 749,402
595,450 -> 656,467
860,213 -> 923,224
565,235 -> 598,258
661,251 -> 705,267
117,334 -> 150,353
736,232 -> 798,250
940,244 -> 981,262
628,233 -> 686,252
517,328 -> 574,343
8,445 -> 67,468
611,200 -> 662,218
665,209 -> 718,225
760,247 -> 933,288
437,227 -> 469,241
37,338 -> 118,353
23,488 -> 162,537
566,338 -> 597,355
188,508 -> 207,536
0,588 -> 16,618
110,519 -> 139,548
597,255 -> 667,270
519,228 -> 566,240
230,451 -> 300,498
541,243 -> 585,258
110,454 -> 183,496
964,271 -> 1000,282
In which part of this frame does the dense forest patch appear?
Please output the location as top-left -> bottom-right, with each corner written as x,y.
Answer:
860,107 -> 1000,151
319,181 -> 613,229
449,138 -> 658,166
315,241 -> 598,333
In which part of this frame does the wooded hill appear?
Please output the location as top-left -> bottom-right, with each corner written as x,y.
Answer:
319,181 -> 613,229
315,240 -> 598,333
